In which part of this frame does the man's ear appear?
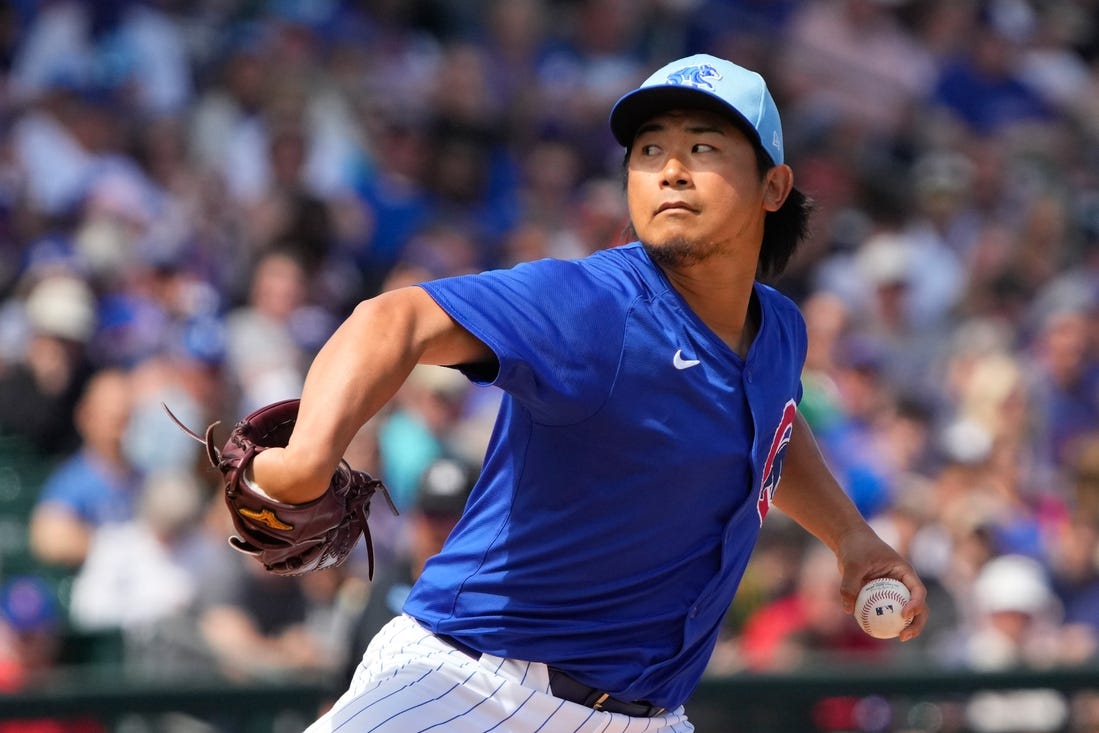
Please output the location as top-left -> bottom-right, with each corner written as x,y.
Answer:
763,164 -> 794,213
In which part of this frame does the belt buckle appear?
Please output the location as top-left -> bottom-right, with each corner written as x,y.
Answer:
549,668 -> 666,718
594,690 -> 665,718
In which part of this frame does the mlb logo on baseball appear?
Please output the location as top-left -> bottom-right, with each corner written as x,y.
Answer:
856,578 -> 912,639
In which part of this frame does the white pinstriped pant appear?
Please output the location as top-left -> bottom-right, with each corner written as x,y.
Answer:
305,614 -> 694,733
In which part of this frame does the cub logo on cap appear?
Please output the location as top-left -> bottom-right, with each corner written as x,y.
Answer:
665,64 -> 721,92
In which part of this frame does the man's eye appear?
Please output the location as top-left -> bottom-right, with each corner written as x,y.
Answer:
693,144 -> 714,153
641,144 -> 660,156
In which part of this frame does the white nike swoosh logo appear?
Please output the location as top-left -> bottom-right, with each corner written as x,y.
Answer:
673,349 -> 701,370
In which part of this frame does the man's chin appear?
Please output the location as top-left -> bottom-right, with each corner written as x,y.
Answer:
641,237 -> 712,268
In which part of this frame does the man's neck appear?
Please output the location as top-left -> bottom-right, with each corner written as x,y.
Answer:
661,261 -> 758,358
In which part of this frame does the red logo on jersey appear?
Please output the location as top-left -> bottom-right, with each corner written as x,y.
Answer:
757,400 -> 797,524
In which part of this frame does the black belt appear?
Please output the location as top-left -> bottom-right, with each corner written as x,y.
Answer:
435,633 -> 666,718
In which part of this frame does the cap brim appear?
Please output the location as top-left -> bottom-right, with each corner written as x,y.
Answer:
610,85 -> 763,152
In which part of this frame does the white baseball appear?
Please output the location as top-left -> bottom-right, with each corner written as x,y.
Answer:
855,578 -> 912,639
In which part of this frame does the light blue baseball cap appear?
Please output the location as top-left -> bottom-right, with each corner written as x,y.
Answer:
609,54 -> 785,165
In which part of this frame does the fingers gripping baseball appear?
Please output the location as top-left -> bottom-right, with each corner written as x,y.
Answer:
835,528 -> 928,642
164,399 -> 397,578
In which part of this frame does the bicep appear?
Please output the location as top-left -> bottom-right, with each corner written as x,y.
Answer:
343,285 -> 494,374
264,286 -> 491,500
405,286 -> 495,368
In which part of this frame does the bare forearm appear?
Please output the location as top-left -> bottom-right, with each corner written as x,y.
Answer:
774,412 -> 929,638
282,298 -> 421,491
772,412 -> 867,553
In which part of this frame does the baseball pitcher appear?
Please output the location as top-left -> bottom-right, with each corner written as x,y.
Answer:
190,54 -> 929,732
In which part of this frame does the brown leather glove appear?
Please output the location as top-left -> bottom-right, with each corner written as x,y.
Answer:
166,399 -> 396,577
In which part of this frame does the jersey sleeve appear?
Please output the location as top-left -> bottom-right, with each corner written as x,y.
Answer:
419,258 -> 628,424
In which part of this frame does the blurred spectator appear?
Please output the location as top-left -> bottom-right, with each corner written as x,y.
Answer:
1004,194 -> 1079,320
481,0 -> 551,139
195,551 -> 338,682
1065,432 -> 1099,528
396,222 -> 483,282
1047,514 -> 1099,652
0,575 -> 62,690
939,349 -> 1060,563
1016,2 -> 1099,138
914,422 -> 1003,611
8,0 -> 192,117
106,1 -> 194,117
777,0 -> 937,141
189,19 -> 365,208
188,25 -> 269,185
8,1 -> 97,105
907,150 -> 983,265
67,469 -> 215,634
513,133 -> 585,246
1026,305 -> 1099,470
9,79 -> 138,228
223,249 -> 334,414
28,368 -> 141,568
430,41 -> 504,138
564,176 -> 632,255
0,575 -> 104,732
533,0 -> 647,171
241,117 -> 336,278
796,290 -> 849,435
342,455 -> 477,686
960,554 -> 1072,733
813,335 -> 904,519
90,231 -> 223,369
1050,433 -> 1099,644
965,554 -> 1067,668
420,121 -> 519,265
737,544 -> 887,672
852,229 -> 964,391
929,1 -> 1055,138
0,273 -> 97,458
378,364 -> 472,511
122,334 -> 226,478
347,111 -> 434,295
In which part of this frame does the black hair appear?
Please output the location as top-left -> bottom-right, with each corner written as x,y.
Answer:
619,123 -> 814,281
763,185 -> 813,281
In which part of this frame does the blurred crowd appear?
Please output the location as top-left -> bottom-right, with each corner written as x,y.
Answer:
1,0 -> 1099,730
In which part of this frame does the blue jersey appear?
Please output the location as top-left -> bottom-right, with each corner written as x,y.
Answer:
404,242 -> 807,709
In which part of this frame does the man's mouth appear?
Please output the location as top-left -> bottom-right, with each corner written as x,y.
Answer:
657,201 -> 696,214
